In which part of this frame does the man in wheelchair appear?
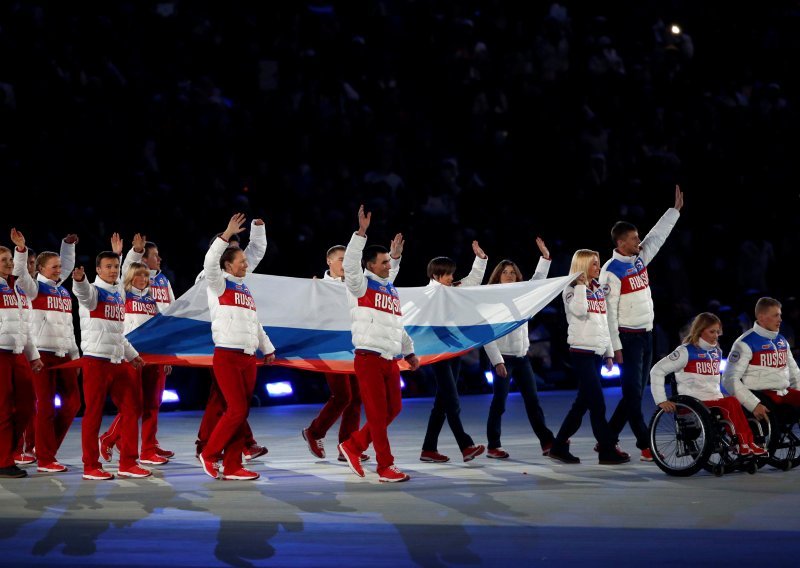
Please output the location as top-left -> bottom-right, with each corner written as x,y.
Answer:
722,297 -> 800,422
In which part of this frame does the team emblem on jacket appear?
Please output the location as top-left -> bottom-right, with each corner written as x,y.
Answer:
602,284 -> 610,294
728,351 -> 740,363
668,349 -> 680,361
565,292 -> 574,302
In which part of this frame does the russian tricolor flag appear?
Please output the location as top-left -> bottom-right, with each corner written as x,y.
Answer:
126,273 -> 575,373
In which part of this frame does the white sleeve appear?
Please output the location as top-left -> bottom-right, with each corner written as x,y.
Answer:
640,207 -> 680,265
721,341 -> 760,411
458,256 -> 488,287
167,279 -> 176,303
389,255 -> 401,282
72,278 -> 98,311
123,337 -> 139,361
650,346 -> 688,404
244,221 -> 267,273
564,285 -> 588,317
203,238 -> 229,297
483,341 -> 504,367
530,257 -> 551,281
600,271 -> 622,351
343,232 -> 368,298
12,249 -> 39,299
59,239 -> 76,278
122,247 -> 143,278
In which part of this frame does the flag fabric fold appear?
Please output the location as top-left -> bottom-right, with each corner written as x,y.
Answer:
125,273 -> 575,373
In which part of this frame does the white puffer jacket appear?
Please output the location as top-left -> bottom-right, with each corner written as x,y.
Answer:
205,237 -> 275,355
484,257 -> 550,365
562,279 -> 613,357
600,207 -> 680,351
0,275 -> 38,359
650,339 -> 724,404
74,276 -> 138,363
722,324 -> 800,411
12,249 -> 78,358
124,287 -> 159,335
344,232 -> 413,359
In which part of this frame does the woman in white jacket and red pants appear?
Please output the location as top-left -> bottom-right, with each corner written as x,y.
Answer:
198,214 -> 276,481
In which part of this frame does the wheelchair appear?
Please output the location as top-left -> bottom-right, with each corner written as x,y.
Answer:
648,395 -> 766,477
754,398 -> 800,471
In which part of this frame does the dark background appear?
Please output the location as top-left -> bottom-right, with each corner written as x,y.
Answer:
2,1 -> 799,406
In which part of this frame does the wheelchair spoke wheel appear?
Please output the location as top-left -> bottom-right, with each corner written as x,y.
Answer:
650,396 -> 713,477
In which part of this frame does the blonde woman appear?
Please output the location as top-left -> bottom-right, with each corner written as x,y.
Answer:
548,250 -> 629,464
652,312 -> 765,456
99,262 -> 172,466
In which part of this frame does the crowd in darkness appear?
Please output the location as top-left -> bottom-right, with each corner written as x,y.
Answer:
2,1 -> 800,394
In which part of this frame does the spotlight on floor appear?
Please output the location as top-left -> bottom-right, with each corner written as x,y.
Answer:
265,381 -> 294,397
162,389 -> 180,403
600,364 -> 621,379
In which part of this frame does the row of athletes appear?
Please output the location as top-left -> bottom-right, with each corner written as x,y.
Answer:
3,186 -> 797,481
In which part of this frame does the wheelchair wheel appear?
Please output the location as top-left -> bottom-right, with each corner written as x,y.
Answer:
766,411 -> 800,470
702,416 -> 739,475
650,395 -> 714,477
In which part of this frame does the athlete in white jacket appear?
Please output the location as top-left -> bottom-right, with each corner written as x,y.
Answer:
72,243 -> 146,480
419,243 -> 488,464
338,205 -> 419,483
197,214 -> 276,482
10,229 -> 80,473
482,238 -> 555,460
549,249 -> 629,465
600,185 -> 683,460
722,297 -> 800,421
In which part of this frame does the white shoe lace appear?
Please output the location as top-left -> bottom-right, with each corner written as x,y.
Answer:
315,439 -> 325,450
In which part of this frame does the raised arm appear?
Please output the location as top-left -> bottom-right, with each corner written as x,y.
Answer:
10,229 -> 39,298
205,214 -> 247,296
639,185 -> 683,265
122,233 -> 146,277
530,237 -> 552,281
458,241 -> 488,287
389,233 -> 404,282
71,266 -> 98,311
244,219 -> 267,273
343,206 -> 370,298
59,234 -> 78,279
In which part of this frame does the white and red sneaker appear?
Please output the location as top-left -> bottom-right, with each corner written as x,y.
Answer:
337,451 -> 370,462
302,428 -> 325,459
198,453 -> 220,479
338,442 -> 365,478
98,436 -> 114,463
749,443 -> 768,456
461,444 -> 485,462
420,450 -> 450,463
37,462 -> 68,473
117,465 -> 152,478
222,468 -> 260,481
140,452 -> 169,465
83,467 -> 114,480
378,465 -> 410,483
243,445 -> 268,461
155,446 -> 175,459
13,452 -> 36,466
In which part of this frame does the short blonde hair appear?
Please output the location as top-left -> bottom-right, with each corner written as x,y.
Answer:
124,262 -> 150,292
569,249 -> 599,282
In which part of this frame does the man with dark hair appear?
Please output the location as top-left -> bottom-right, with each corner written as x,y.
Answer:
600,185 -> 683,461
72,235 -> 146,480
338,205 -> 419,482
302,235 -> 404,463
723,297 -> 800,421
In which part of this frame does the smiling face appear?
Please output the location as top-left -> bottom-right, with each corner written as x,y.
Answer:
225,249 -> 248,278
0,250 -> 12,279
587,255 -> 601,279
132,269 -> 150,291
616,230 -> 642,256
40,256 -> 62,282
366,253 -> 391,279
143,245 -> 161,271
96,257 -> 120,284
